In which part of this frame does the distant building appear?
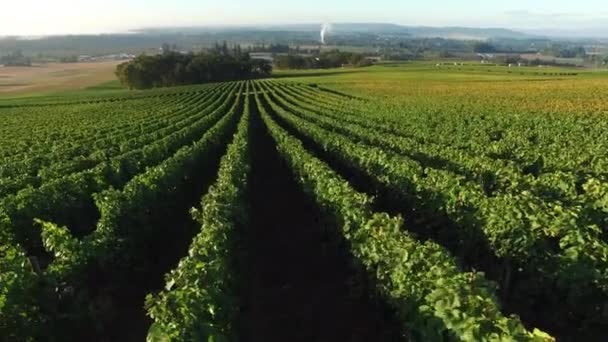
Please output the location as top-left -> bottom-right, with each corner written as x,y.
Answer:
365,56 -> 382,62
249,52 -> 274,62
78,53 -> 135,62
477,53 -> 495,60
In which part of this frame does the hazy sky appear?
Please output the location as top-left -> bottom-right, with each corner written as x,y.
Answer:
2,0 -> 607,35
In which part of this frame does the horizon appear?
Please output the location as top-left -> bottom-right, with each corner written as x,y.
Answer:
2,0 -> 608,37
1,22 -> 606,40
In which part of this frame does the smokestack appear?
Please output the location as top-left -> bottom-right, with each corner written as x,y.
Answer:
321,23 -> 332,45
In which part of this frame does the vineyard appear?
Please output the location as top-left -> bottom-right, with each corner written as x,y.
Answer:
1,72 -> 608,341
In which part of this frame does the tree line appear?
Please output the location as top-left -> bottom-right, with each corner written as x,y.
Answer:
274,50 -> 372,70
0,51 -> 31,66
115,44 -> 272,89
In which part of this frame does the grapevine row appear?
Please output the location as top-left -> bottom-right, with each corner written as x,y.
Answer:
254,85 -> 551,341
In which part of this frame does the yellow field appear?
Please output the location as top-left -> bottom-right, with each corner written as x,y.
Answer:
276,63 -> 608,116
0,61 -> 121,96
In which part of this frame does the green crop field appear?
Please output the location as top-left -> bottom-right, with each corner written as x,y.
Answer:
1,63 -> 608,341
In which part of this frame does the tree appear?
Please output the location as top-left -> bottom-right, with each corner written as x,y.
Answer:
0,51 -> 31,66
274,50 -> 373,70
473,42 -> 496,53
252,59 -> 273,77
115,45 -> 272,90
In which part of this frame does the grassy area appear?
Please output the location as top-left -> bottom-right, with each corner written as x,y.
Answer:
85,79 -> 124,91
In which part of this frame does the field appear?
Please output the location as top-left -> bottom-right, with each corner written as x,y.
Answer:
1,63 -> 608,341
0,61 -> 121,96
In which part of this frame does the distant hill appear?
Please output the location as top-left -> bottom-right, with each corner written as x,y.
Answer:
314,23 -> 532,40
405,26 -> 534,40
523,28 -> 608,40
136,23 -> 533,40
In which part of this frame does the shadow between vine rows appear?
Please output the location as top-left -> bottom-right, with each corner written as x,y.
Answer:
238,97 -> 402,342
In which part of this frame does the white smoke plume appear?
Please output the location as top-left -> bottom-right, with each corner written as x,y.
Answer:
321,23 -> 332,45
